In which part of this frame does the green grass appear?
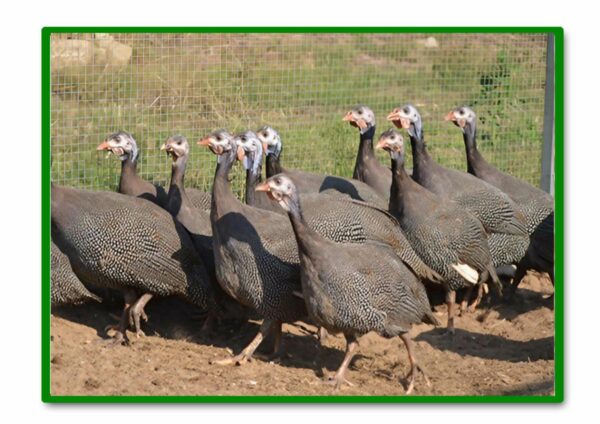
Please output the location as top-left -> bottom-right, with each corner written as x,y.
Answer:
50,33 -> 548,195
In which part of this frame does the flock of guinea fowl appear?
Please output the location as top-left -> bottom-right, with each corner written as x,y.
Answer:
51,103 -> 554,394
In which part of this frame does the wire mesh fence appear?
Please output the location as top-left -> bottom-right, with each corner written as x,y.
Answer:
50,32 -> 549,195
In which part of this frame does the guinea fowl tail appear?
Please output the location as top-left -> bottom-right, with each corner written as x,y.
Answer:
423,309 -> 440,327
480,263 -> 502,296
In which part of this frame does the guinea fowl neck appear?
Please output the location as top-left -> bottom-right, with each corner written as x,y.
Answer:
266,151 -> 283,178
353,125 -> 376,178
167,155 -> 192,214
245,164 -> 262,206
119,155 -> 139,191
286,195 -> 322,257
388,151 -> 411,216
211,150 -> 238,219
462,123 -> 487,175
408,127 -> 432,180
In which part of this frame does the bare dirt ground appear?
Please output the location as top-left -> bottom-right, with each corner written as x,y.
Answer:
50,273 -> 555,397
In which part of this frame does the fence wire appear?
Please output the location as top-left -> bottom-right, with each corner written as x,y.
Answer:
50,33 -> 549,195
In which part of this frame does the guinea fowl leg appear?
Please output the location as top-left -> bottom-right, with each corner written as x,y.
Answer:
129,293 -> 153,338
400,333 -> 430,395
446,290 -> 456,334
460,286 -> 474,314
105,289 -> 137,345
210,319 -> 276,366
325,334 -> 358,389
318,327 -> 329,344
467,283 -> 487,312
254,321 -> 284,361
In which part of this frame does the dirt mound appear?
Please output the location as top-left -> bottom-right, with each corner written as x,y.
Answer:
50,273 -> 554,396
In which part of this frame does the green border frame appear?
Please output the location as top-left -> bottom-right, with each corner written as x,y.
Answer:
42,26 -> 564,404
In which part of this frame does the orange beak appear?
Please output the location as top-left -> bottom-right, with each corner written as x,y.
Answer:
236,146 -> 245,162
96,140 -> 111,151
255,181 -> 271,192
197,137 -> 212,147
262,142 -> 268,153
386,110 -> 401,122
375,139 -> 388,150
342,111 -> 354,122
445,111 -> 457,122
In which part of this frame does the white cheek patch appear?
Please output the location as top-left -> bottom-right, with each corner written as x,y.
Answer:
451,262 -> 479,285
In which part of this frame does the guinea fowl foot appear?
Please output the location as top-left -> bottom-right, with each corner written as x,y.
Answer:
318,327 -> 329,344
103,324 -> 130,346
323,374 -> 354,389
210,352 -> 254,366
129,293 -> 153,338
210,319 -> 277,366
402,363 -> 430,395
399,333 -> 430,395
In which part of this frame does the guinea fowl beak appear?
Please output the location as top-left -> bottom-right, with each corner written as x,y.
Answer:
96,140 -> 111,151
342,111 -> 354,122
255,181 -> 271,192
262,142 -> 268,153
197,137 -> 212,147
160,143 -> 167,151
445,111 -> 457,122
236,146 -> 245,162
386,110 -> 401,122
375,139 -> 388,150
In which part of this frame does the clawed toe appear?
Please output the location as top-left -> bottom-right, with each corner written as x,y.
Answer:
210,354 -> 252,366
402,364 -> 430,395
323,375 -> 354,389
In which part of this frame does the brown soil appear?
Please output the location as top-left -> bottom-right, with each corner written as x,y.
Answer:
50,273 -> 555,397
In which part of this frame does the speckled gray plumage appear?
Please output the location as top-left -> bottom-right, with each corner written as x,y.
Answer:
186,189 -> 212,211
51,241 -> 100,306
51,185 -> 218,311
242,138 -> 440,282
264,176 -> 438,339
387,156 -> 498,292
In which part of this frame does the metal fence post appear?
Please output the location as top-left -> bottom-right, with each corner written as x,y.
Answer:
541,33 -> 555,194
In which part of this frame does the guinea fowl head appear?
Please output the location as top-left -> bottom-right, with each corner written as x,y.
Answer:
198,129 -> 244,162
376,129 -> 405,159
236,131 -> 264,175
445,106 -> 476,133
256,125 -> 282,157
96,131 -> 139,162
255,174 -> 299,213
387,104 -> 423,139
160,135 -> 189,162
342,105 -> 376,134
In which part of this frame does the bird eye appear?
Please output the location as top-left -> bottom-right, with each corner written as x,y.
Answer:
262,132 -> 268,138
358,109 -> 363,114
275,177 -> 281,185
391,135 -> 396,140
459,108 -> 465,115
177,140 -> 182,145
216,135 -> 222,141
115,136 -> 120,142
403,107 -> 410,114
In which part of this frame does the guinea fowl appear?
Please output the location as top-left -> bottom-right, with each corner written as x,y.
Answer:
445,106 -> 554,290
161,135 -> 214,275
256,174 -> 438,393
51,241 -> 101,306
342,105 -> 392,199
256,126 -> 388,209
388,104 -> 529,309
513,212 -> 555,297
237,130 -> 442,283
376,129 -> 500,332
51,184 -> 219,343
97,131 -> 211,210
198,129 -> 306,364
